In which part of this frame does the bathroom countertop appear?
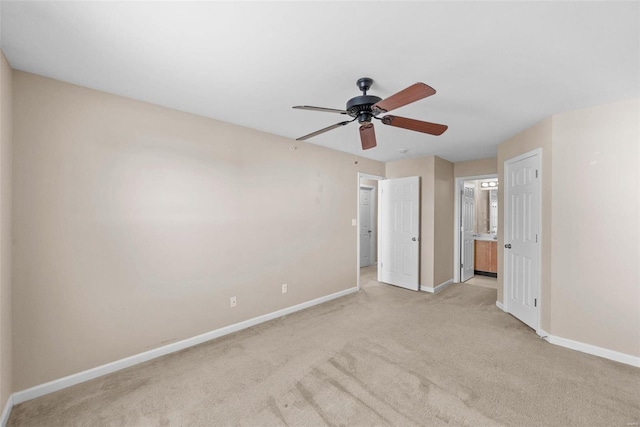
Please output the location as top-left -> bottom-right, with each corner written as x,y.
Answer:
474,234 -> 497,241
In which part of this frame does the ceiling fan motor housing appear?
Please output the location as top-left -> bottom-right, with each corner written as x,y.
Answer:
347,77 -> 382,123
346,95 -> 382,122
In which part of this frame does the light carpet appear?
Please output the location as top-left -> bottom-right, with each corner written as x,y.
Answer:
9,271 -> 640,426
463,275 -> 498,290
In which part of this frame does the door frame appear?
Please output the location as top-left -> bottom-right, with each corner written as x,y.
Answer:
359,185 -> 376,268
453,173 -> 498,283
357,173 -> 385,290
503,148 -> 542,334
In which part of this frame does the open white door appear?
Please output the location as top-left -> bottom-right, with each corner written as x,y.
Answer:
504,152 -> 540,330
461,185 -> 475,282
378,176 -> 420,291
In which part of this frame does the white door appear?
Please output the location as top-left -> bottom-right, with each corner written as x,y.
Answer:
378,176 -> 420,291
359,187 -> 372,267
504,152 -> 540,330
461,185 -> 475,282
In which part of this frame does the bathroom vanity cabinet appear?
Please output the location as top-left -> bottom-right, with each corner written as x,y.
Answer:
474,240 -> 497,274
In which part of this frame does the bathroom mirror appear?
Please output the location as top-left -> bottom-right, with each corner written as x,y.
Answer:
475,184 -> 498,236
489,189 -> 498,235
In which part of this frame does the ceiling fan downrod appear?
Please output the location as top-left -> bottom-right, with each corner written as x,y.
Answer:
356,77 -> 373,95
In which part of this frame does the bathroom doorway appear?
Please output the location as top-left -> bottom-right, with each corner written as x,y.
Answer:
454,175 -> 498,288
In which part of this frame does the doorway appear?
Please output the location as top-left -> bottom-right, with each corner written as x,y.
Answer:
454,174 -> 499,288
357,173 -> 421,292
357,173 -> 384,290
359,186 -> 375,268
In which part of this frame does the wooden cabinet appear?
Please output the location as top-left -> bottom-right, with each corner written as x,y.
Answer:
490,242 -> 498,273
475,240 -> 497,274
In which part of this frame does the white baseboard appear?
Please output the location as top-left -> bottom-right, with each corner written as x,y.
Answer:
1,395 -> 12,427
12,287 -> 359,405
496,300 -> 504,311
420,279 -> 454,294
538,329 -> 639,368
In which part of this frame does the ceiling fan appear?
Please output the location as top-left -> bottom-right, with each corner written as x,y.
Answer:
293,77 -> 448,150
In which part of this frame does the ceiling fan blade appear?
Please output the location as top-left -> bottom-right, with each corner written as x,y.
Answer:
381,115 -> 448,136
359,123 -> 377,150
293,105 -> 349,114
372,83 -> 436,114
296,120 -> 353,141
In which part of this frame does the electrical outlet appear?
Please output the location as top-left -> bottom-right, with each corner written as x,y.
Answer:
351,219 -> 357,226
282,284 -> 288,294
230,296 -> 237,308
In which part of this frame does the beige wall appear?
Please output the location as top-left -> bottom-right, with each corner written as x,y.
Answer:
7,67 -> 637,396
454,157 -> 497,178
551,98 -> 639,357
497,98 -> 639,358
12,71 -> 385,390
386,156 -> 454,288
497,118 -> 553,331
433,157 -> 454,286
0,52 -> 13,407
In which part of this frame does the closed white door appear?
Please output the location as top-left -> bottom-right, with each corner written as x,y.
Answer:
359,187 -> 372,267
504,152 -> 540,330
378,176 -> 420,291
461,185 -> 475,282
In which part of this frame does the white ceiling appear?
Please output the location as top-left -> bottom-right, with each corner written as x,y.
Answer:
1,1 -> 638,163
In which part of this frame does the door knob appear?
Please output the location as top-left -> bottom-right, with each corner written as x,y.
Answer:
505,244 -> 512,249
368,230 -> 372,233
412,237 -> 417,241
